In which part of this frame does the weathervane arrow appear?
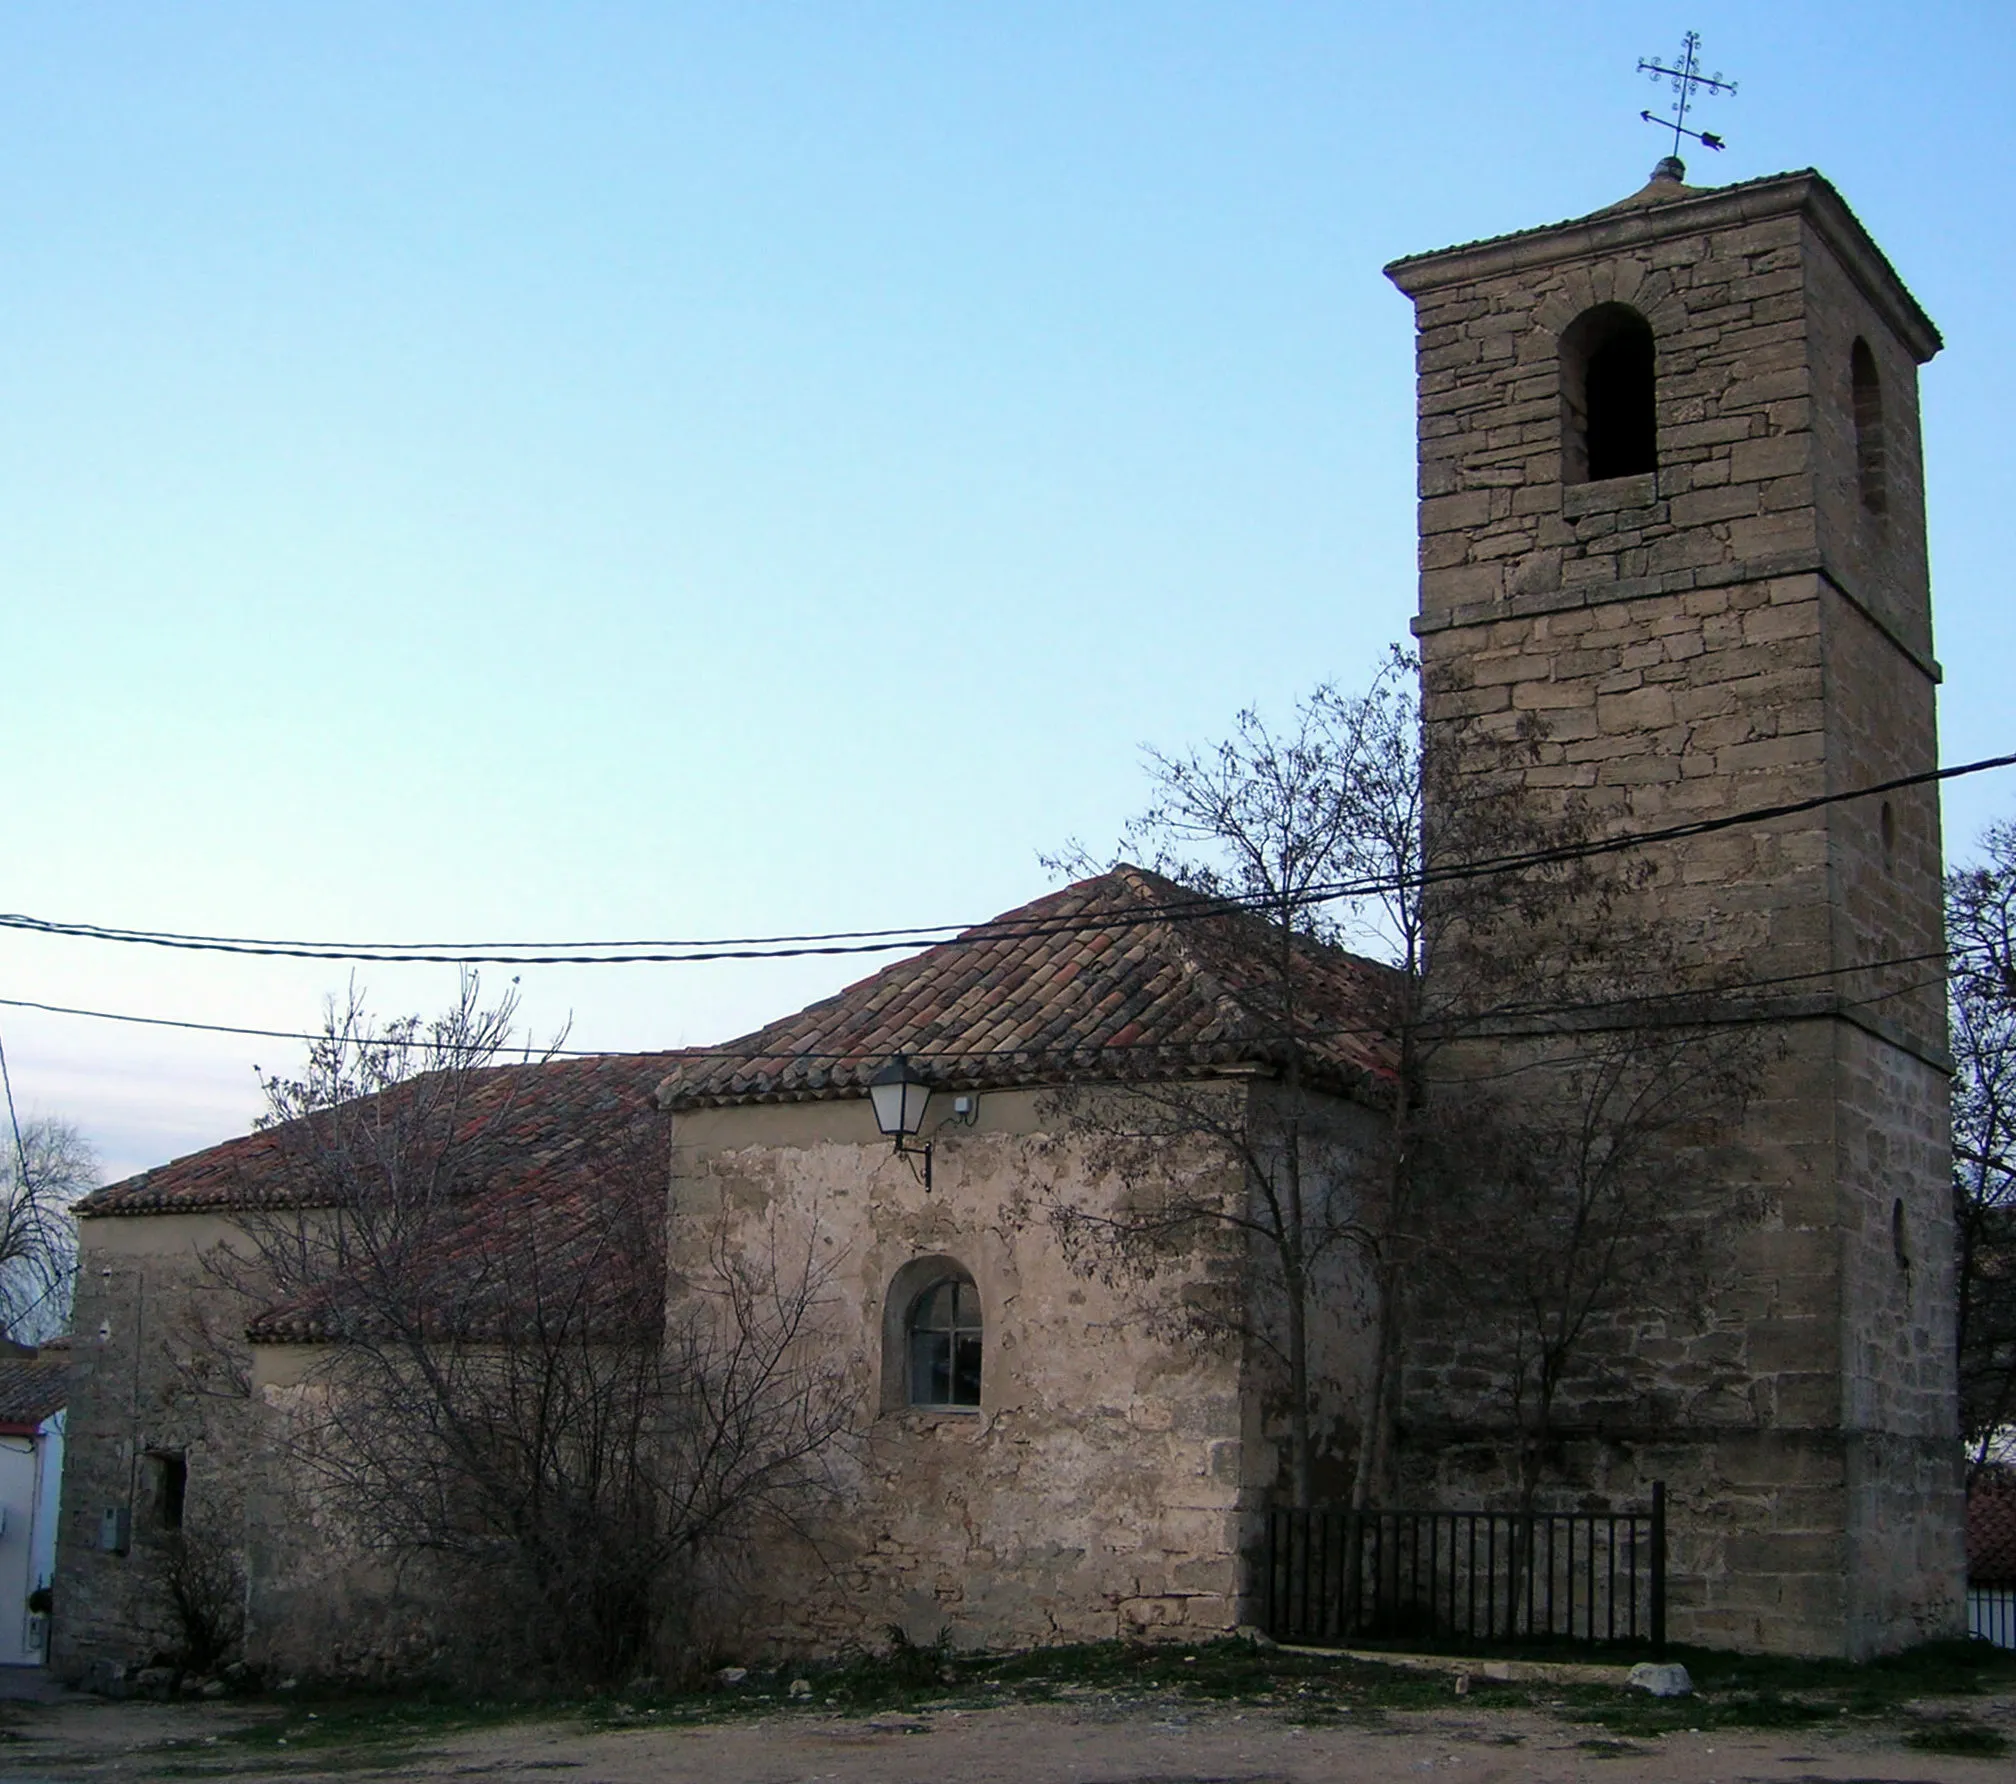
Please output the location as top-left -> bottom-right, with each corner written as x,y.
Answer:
1637,30 -> 1736,174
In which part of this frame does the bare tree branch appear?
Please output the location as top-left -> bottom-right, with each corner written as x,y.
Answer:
0,1117 -> 96,1343
1950,823 -> 2016,1477
205,977 -> 853,1685
1039,654 -> 1768,1515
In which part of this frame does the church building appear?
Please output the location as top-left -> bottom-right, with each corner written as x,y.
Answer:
51,159 -> 1963,1676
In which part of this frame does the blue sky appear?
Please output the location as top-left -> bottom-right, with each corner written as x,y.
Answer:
3,2 -> 2012,1183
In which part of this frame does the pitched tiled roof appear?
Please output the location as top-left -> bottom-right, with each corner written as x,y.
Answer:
1383,167 -> 1938,360
243,1163 -> 665,1346
1383,167 -> 1802,273
0,1354 -> 67,1431
71,872 -> 1391,1343
78,1051 -> 684,1218
660,866 -> 1398,1111
76,869 -> 1395,1343
71,1053 -> 674,1345
1971,1468 -> 2016,1583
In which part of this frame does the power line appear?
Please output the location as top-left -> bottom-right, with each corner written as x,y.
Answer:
1407,750 -> 2016,894
2,751 -> 2011,968
0,942 -> 1969,1066
0,994 -> 546,1053
0,1023 -> 35,1196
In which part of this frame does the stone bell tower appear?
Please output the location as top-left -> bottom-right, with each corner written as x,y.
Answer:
1385,165 -> 1962,1657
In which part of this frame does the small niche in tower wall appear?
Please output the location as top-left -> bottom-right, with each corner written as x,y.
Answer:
1852,338 -> 1887,517
147,1451 -> 187,1531
1560,304 -> 1657,485
1880,799 -> 1896,859
1891,1198 -> 1910,1271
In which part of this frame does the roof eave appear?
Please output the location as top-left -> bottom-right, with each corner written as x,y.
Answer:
1385,169 -> 1941,364
664,1050 -> 1394,1115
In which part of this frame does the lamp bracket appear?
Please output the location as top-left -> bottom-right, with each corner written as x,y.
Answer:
893,1135 -> 933,1190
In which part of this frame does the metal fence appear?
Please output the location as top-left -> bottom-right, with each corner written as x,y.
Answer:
1259,1482 -> 1666,1654
1969,1584 -> 2016,1649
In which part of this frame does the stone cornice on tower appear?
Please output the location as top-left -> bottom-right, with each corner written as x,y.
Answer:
1385,169 -> 1941,366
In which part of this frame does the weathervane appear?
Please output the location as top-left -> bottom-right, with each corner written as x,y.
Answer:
1637,31 -> 1736,173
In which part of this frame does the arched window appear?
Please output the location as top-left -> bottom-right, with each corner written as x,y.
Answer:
907,1274 -> 982,1408
1560,304 -> 1657,485
1851,338 -> 1887,517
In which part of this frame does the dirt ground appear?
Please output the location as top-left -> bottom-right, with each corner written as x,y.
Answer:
5,1690 -> 2016,1784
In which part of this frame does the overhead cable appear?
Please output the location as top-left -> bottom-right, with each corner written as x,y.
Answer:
0,751 -> 2010,968
0,942 -> 1969,1064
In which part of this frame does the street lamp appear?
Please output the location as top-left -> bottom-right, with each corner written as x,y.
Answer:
869,1054 -> 934,1188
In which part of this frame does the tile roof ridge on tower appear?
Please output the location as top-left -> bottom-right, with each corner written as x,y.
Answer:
1384,167 -> 1937,361
1384,167 -> 1821,275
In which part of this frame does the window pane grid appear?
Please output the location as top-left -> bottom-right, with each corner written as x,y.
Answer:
907,1274 -> 982,1407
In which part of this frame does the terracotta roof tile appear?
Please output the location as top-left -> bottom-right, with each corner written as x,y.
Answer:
242,1160 -> 665,1347
78,1051 -> 685,1218
1382,168 -> 1841,276
1971,1468 -> 2016,1583
1383,169 -> 1938,358
661,866 -> 1397,1111
0,1354 -> 67,1430
73,870 -> 1395,1344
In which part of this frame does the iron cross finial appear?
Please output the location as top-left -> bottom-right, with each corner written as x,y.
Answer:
1637,31 -> 1737,176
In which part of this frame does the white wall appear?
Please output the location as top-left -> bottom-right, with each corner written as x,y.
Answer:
0,1412 -> 64,1666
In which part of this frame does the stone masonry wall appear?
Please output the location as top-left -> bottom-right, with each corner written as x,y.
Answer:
670,1085 -> 1377,1658
58,1078 -> 1383,1677
55,1216 -> 461,1685
1389,174 -> 1960,1655
1801,216 -> 1933,663
52,1214 -> 259,1684
1409,203 -> 1818,629
237,1349 -> 467,1682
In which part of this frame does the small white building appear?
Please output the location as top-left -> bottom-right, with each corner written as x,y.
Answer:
0,1351 -> 68,1667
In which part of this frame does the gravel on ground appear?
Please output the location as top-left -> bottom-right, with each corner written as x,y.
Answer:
5,1688 -> 2016,1784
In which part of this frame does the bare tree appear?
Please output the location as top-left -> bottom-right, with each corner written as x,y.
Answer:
0,1116 -> 96,1343
158,1524 -> 248,1675
212,978 -> 853,1685
1041,1001 -> 1385,1512
1043,652 -> 1765,1513
1039,659 -> 1417,1508
1416,1010 -> 1763,1511
1949,823 -> 2016,1477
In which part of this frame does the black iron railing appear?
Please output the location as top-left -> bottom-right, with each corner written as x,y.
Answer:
1259,1482 -> 1666,1653
1969,1583 -> 2016,1649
